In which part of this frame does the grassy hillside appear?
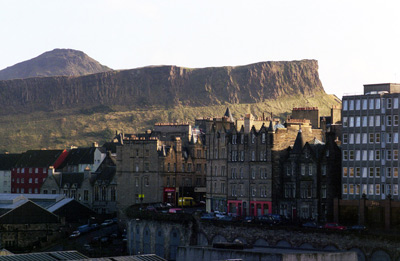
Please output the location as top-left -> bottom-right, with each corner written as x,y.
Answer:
0,93 -> 340,153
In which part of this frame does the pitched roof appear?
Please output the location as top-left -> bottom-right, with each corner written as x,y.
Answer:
92,166 -> 116,185
292,129 -> 305,154
0,154 -> 21,170
224,107 -> 234,122
14,150 -> 65,168
57,147 -> 97,169
60,173 -> 85,188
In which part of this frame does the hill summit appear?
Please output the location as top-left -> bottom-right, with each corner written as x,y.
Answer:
0,49 -> 112,80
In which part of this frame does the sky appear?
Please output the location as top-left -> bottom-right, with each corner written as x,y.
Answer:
1,0 -> 400,99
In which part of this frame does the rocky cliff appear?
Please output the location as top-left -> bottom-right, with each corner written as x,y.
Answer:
0,49 -> 111,81
0,60 -> 325,114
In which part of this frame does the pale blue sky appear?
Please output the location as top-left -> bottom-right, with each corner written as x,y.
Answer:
1,0 -> 400,99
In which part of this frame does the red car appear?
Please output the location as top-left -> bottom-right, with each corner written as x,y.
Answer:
324,223 -> 347,230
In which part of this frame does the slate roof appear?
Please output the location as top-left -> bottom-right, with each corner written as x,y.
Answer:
0,154 -> 21,170
57,147 -> 96,169
292,129 -> 305,154
92,166 -> 116,185
14,150 -> 64,168
60,172 -> 85,189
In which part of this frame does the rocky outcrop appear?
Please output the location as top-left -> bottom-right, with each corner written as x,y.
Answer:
0,60 -> 325,114
0,49 -> 111,81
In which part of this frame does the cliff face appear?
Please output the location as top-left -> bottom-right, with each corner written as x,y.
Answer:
0,60 -> 324,114
0,49 -> 111,81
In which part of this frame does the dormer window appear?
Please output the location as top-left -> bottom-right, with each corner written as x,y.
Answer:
251,133 -> 255,144
262,133 -> 266,144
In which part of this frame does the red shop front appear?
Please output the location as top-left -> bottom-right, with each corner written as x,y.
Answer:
163,187 -> 176,204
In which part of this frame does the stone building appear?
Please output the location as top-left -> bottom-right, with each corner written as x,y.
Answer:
201,108 -> 329,216
40,151 -> 117,215
116,124 -> 207,219
280,131 -> 341,222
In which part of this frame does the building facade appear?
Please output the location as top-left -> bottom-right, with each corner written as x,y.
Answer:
341,83 -> 400,201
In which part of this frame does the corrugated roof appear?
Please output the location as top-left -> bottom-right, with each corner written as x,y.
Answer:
0,251 -> 87,260
47,198 -> 74,213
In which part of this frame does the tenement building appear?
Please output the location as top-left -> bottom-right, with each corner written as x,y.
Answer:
116,123 -> 207,219
341,83 -> 400,201
199,108 -> 328,217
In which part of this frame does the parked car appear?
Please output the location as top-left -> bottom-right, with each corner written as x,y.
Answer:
200,213 -> 216,220
69,231 -> 80,239
90,223 -> 100,230
302,221 -> 323,229
218,215 -> 235,222
101,219 -> 114,227
168,208 -> 183,214
242,216 -> 255,223
324,222 -> 347,230
348,225 -> 367,232
256,215 -> 276,225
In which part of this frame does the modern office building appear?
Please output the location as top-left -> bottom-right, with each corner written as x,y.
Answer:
341,83 -> 400,201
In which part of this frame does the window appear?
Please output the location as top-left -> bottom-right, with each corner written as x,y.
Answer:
362,150 -> 367,161
387,150 -> 392,160
343,134 -> 348,144
349,134 -> 354,144
362,133 -> 367,144
369,99 -> 374,109
394,167 -> 399,178
144,162 -> 149,172
362,116 -> 368,127
394,150 -> 398,160
356,133 -> 360,144
387,98 -> 392,109
343,151 -> 348,160
343,167 -> 348,177
322,165 -> 327,176
35,178 -> 38,184
232,134 -> 237,144
369,133 -> 374,143
321,185 -> 327,198
251,168 -> 255,179
362,184 -> 367,195
343,117 -> 348,127
362,99 -> 368,109
349,184 -> 354,194
240,151 -> 245,161
387,133 -> 392,143
362,167 -> 367,177
376,98 -> 380,109
356,167 -> 360,177
349,150 -> 354,160
375,133 -> 380,143
356,99 -> 360,110
375,116 -> 380,126
395,115 -> 399,126
240,167 -> 244,179
375,150 -> 380,160
369,150 -> 374,161
251,151 -> 255,161
356,184 -> 360,195
395,98 -> 399,109
394,185 -> 399,195
262,133 -> 266,143
395,133 -> 399,143
375,184 -> 381,195
369,184 -> 374,195
135,164 -> 139,172
387,116 -> 392,126
135,177 -> 139,187
356,150 -> 361,160
356,116 -> 361,127
343,100 -> 348,110
308,164 -> 313,175
343,184 -> 348,194
369,167 -> 374,177
251,133 -> 255,143
349,167 -> 354,177
369,116 -> 374,127
387,184 -> 392,195
387,167 -> 392,178
349,100 -> 354,110
301,164 -> 305,175
376,167 -> 380,177
349,117 -> 354,127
